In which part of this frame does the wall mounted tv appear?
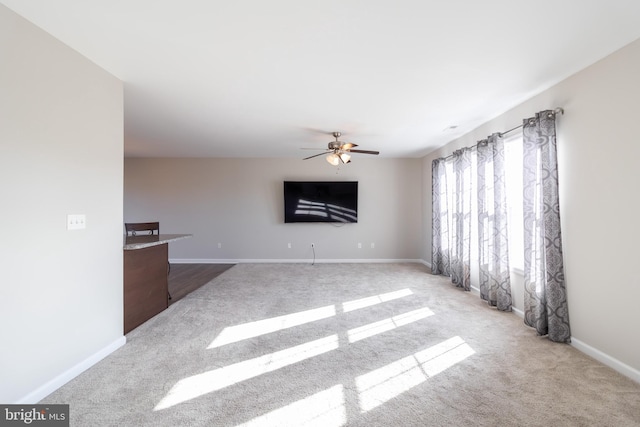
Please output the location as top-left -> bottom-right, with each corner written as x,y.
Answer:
284,181 -> 358,223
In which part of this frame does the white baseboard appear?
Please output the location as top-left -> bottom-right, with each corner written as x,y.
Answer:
512,306 -> 524,318
570,337 -> 640,384
170,258 -> 426,264
507,310 -> 637,384
502,306 -> 637,384
497,307 -> 638,384
17,336 -> 126,404
170,258 -> 240,264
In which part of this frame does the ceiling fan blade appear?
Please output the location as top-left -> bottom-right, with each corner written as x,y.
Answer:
300,147 -> 328,150
302,152 -> 329,160
349,149 -> 379,155
341,143 -> 358,150
300,127 -> 334,135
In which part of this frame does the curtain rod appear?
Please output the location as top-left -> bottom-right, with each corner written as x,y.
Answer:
439,107 -> 564,160
498,107 -> 564,137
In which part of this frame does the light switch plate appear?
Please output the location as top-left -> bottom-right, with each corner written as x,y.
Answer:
67,214 -> 86,230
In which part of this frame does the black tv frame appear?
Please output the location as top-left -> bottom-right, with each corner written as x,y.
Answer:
284,181 -> 358,223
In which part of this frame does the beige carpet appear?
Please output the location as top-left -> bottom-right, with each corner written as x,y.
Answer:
42,263 -> 640,426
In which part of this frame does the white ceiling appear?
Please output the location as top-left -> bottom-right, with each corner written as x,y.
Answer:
4,1 -> 640,158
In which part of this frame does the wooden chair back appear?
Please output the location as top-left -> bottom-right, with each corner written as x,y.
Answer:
125,222 -> 160,236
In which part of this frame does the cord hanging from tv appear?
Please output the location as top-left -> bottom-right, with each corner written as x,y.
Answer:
284,181 -> 358,223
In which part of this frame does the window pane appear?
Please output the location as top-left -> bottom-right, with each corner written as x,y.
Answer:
504,136 -> 524,271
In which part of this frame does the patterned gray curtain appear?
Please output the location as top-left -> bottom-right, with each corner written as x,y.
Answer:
431,148 -> 473,291
431,158 -> 450,277
450,148 -> 473,290
522,110 -> 571,343
477,133 -> 512,311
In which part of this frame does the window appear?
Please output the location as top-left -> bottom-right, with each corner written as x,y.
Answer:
503,135 -> 524,273
435,135 -> 524,277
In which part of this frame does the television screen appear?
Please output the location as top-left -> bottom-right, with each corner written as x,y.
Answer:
284,181 -> 358,223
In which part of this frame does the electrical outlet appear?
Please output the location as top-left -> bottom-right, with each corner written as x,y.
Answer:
218,243 -> 222,248
311,243 -> 315,248
288,243 -> 292,249
371,243 -> 375,249
358,243 -> 362,249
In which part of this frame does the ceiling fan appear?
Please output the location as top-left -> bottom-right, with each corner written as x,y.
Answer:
302,132 -> 379,165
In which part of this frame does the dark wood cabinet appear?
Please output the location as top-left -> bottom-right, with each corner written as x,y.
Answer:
123,243 -> 168,334
123,233 -> 191,334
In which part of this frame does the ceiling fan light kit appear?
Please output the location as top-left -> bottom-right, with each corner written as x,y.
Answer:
326,153 -> 340,165
303,131 -> 379,165
339,152 -> 351,163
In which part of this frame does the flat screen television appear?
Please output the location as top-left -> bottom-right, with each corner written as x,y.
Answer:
284,181 -> 358,223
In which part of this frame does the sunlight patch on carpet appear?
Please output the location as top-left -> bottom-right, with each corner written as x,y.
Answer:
347,307 -> 435,343
356,336 -> 475,412
208,288 -> 413,349
342,288 -> 413,313
209,305 -> 336,348
235,385 -> 345,427
155,335 -> 339,410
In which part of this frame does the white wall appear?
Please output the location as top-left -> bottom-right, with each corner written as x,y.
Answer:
422,39 -> 640,379
0,5 -> 124,403
124,157 -> 422,262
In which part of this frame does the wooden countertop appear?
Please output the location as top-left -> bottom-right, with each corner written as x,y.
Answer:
123,234 -> 192,250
